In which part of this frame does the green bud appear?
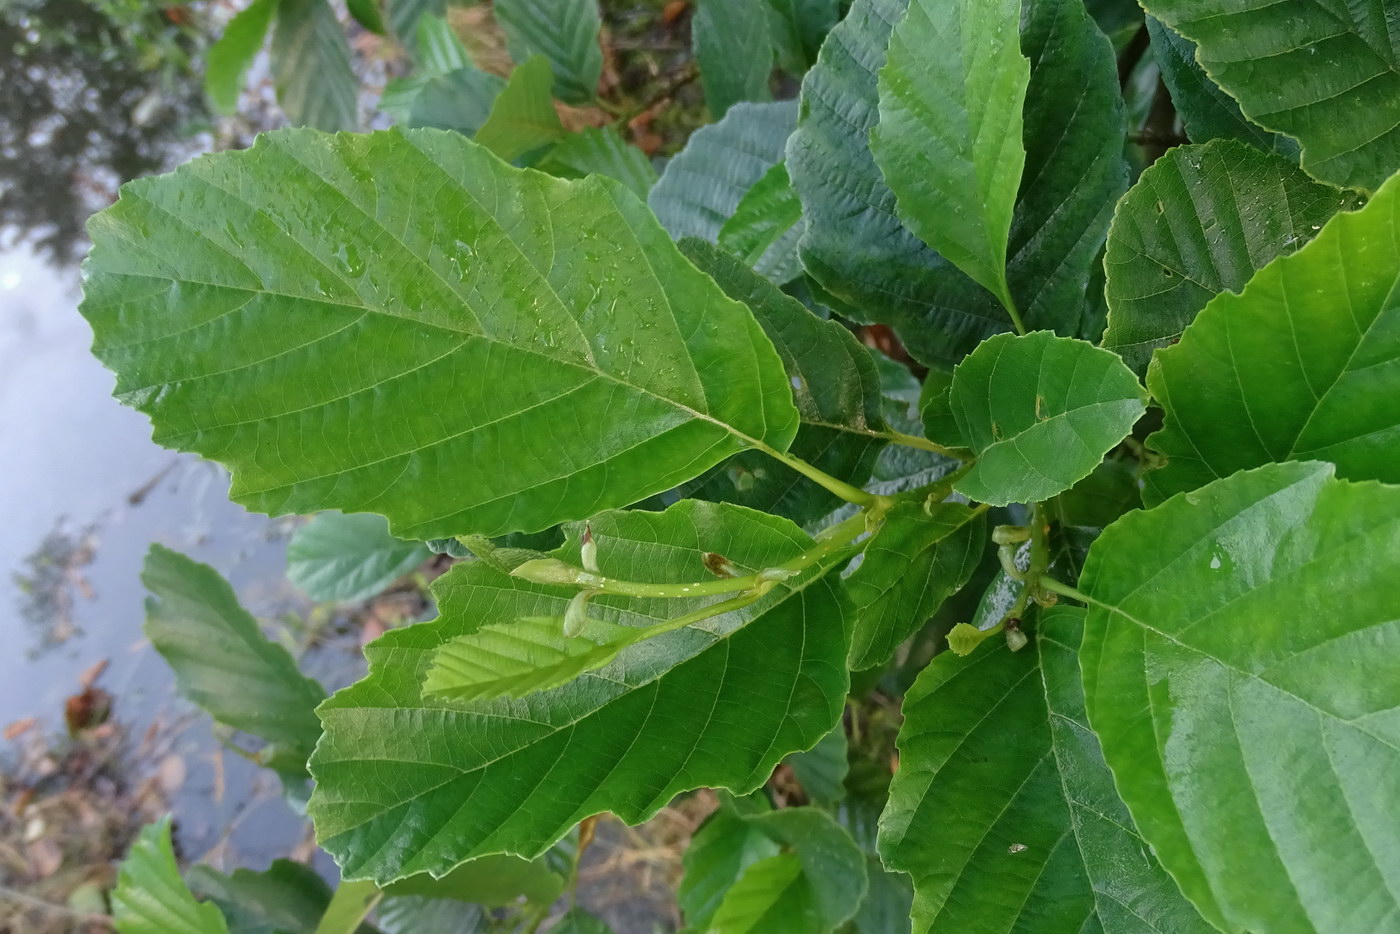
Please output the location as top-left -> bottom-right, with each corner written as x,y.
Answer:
580,523 -> 599,573
511,558 -> 590,587
946,622 -> 990,656
756,567 -> 799,583
1005,627 -> 1029,652
562,591 -> 591,638
992,525 -> 1031,546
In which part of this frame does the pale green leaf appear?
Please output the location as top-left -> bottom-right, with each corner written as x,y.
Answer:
187,860 -> 331,934
872,0 -> 1029,311
308,500 -> 850,882
538,126 -> 658,200
473,56 -> 566,163
1103,139 -> 1361,371
1080,461 -> 1400,932
494,0 -> 602,104
271,0 -> 358,131
949,332 -> 1147,506
1145,17 -> 1297,157
413,13 -> 474,74
375,898 -> 488,934
846,503 -> 985,670
693,0 -> 773,118
389,0 -> 445,43
848,856 -> 913,934
791,0 -> 1127,365
142,545 -> 326,776
113,819 -> 230,934
205,0 -> 277,116
1143,0 -> 1400,191
680,801 -> 782,930
1144,171 -> 1400,504
312,880 -> 379,934
783,723 -> 848,806
81,128 -> 799,540
880,614 -> 1211,933
678,240 -> 885,523
717,162 -> 806,286
649,101 -> 797,243
287,512 -> 429,603
710,854 -> 809,934
382,68 -> 505,134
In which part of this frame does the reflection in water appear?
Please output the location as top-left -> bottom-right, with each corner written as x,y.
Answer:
0,0 -> 208,264
12,520 -> 99,657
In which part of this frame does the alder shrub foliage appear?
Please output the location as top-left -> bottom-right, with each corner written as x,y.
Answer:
88,0 -> 1400,930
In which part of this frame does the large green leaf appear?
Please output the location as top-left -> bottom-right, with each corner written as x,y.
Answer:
113,819 -> 230,934
717,162 -> 806,286
1143,0 -> 1400,191
538,126 -> 658,200
846,503 -> 985,669
1145,17 -> 1297,157
493,0 -> 602,104
81,128 -> 799,540
270,0 -> 358,131
187,860 -> 332,934
1144,171 -> 1400,504
142,545 -> 326,776
1103,140 -> 1358,372
693,0 -> 774,117
287,512 -> 429,603
678,240 -> 885,523
649,101 -> 797,243
872,0 -> 1029,312
949,332 -> 1147,506
308,500 -> 851,883
1080,461 -> 1400,932
880,613 -> 1211,933
790,0 -> 1127,365
205,0 -> 278,116
473,56 -> 566,162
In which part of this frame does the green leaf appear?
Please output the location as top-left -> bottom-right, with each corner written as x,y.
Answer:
413,13 -> 474,74
790,0 -> 1127,365
82,128 -> 800,540
680,800 -> 783,930
473,56 -> 566,163
347,0 -> 387,35
271,0 -> 358,130
846,503 -> 985,670
765,0 -> 839,74
693,0 -> 774,118
1080,461 -> 1400,932
848,856 -> 913,934
706,809 -> 868,934
1145,17 -> 1297,157
717,162 -> 806,286
550,910 -> 615,934
384,853 -> 564,905
538,126 -> 658,200
1144,171 -> 1400,505
678,240 -> 885,523
382,68 -> 505,134
205,0 -> 278,116
649,101 -> 797,243
1050,458 -> 1140,530
1142,0 -> 1400,191
308,500 -> 851,883
287,512 -> 430,603
142,545 -> 326,776
187,860 -> 331,934
113,819 -> 230,934
1103,139 -> 1360,371
312,880 -> 379,934
880,613 -> 1211,933
784,723 -> 849,806
375,898 -> 488,934
388,0 -> 445,43
493,0 -> 602,105
872,0 -> 1029,313
948,332 -> 1147,506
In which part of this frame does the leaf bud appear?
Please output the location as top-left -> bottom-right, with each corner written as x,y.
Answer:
562,591 -> 591,638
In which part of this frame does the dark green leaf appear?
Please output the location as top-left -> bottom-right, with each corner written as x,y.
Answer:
717,162 -> 806,285
1103,139 -> 1360,371
846,503 -> 985,669
382,68 -> 505,134
473,56 -> 566,162
287,512 -> 429,603
113,819 -> 229,934
347,0 -> 387,35
1142,0 -> 1400,191
784,723 -> 849,806
847,856 -> 912,934
1145,17 -> 1297,157
271,0 -> 358,130
1144,171 -> 1400,504
680,801 -> 783,930
949,332 -> 1147,506
308,501 -> 850,882
82,128 -> 800,540
1080,461 -> 1400,932
1050,458 -> 1139,529
384,853 -> 564,905
693,0 -> 774,117
649,101 -> 797,243
550,910 -> 615,934
493,0 -> 603,105
538,126 -> 658,200
205,0 -> 278,116
187,860 -> 330,934
142,545 -> 326,776
765,0 -> 839,74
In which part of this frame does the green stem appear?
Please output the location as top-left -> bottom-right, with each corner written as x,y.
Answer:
314,879 -> 381,934
999,286 -> 1029,336
1037,576 -> 1106,609
884,429 -> 973,461
753,441 -> 886,507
